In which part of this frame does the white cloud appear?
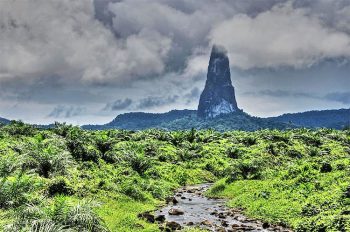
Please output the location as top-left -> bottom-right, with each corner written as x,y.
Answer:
209,2 -> 350,69
1,0 -> 350,124
0,0 -> 171,85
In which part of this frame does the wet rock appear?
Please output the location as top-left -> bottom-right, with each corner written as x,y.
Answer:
232,223 -> 240,228
221,220 -> 229,227
137,212 -> 154,223
210,210 -> 218,215
155,215 -> 166,223
166,197 -> 179,205
155,184 -> 291,232
262,222 -> 270,229
166,221 -> 182,231
187,189 -> 196,193
168,208 -> 184,215
216,227 -> 226,232
201,220 -> 213,226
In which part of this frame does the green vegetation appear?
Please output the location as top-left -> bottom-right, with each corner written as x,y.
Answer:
0,121 -> 349,231
83,110 -> 292,131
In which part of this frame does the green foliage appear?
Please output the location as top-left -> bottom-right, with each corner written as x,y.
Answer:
0,123 -> 350,231
5,197 -> 108,232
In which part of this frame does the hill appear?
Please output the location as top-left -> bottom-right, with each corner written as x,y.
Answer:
157,111 -> 291,131
270,108 -> 350,129
83,110 -> 292,131
0,117 -> 10,125
82,110 -> 196,130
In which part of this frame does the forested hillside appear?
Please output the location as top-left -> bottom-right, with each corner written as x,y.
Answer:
0,122 -> 349,231
0,117 -> 9,125
270,108 -> 350,129
83,111 -> 292,131
83,108 -> 350,131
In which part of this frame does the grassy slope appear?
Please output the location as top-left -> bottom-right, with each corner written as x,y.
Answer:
207,130 -> 350,231
0,122 -> 349,231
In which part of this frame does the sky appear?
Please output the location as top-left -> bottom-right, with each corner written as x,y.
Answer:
0,0 -> 350,125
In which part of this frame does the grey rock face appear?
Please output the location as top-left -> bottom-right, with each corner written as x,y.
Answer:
197,45 -> 238,118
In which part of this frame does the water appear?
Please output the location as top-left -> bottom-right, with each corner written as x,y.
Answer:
155,184 -> 291,231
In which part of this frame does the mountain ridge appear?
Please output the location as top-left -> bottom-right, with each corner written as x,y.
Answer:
271,108 -> 350,129
0,117 -> 10,125
82,108 -> 350,131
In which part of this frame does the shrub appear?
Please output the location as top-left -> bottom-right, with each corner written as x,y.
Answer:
209,182 -> 226,194
48,178 -> 73,197
226,147 -> 241,159
23,143 -> 73,178
101,151 -> 119,163
320,162 -> 332,173
242,136 -> 257,146
121,184 -> 148,201
67,140 -> 100,163
301,203 -> 320,216
5,199 -> 109,232
0,175 -> 34,208
127,153 -> 152,175
287,148 -> 303,159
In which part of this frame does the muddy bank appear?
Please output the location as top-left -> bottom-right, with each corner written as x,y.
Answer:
140,184 -> 292,231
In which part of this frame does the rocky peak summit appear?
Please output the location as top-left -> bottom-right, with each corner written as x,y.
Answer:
197,45 -> 239,118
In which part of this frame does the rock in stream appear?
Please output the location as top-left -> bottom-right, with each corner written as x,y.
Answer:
154,184 -> 292,232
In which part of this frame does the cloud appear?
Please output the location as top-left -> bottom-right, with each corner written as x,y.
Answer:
324,92 -> 350,104
136,95 -> 179,110
0,0 -> 171,86
2,0 -> 350,88
48,105 -> 85,118
1,0 -> 350,124
245,89 -> 317,98
184,87 -> 201,104
209,2 -> 350,69
104,98 -> 133,111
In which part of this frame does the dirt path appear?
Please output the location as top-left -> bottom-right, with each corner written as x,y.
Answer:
152,184 -> 292,231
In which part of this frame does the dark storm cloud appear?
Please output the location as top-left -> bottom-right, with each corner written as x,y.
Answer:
104,98 -> 133,111
136,95 -> 179,110
93,0 -> 116,29
244,90 -> 317,99
186,87 -> 201,99
324,92 -> 350,104
48,106 -> 85,118
1,0 -> 350,124
184,87 -> 201,104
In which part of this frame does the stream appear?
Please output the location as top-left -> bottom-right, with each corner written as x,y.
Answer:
151,184 -> 292,231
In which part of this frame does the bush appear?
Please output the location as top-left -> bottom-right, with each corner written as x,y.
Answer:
209,182 -> 226,194
5,198 -> 109,232
0,175 -> 34,208
48,178 -> 73,197
121,184 -> 148,201
320,162 -> 332,173
127,153 -> 152,175
226,147 -> 241,159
